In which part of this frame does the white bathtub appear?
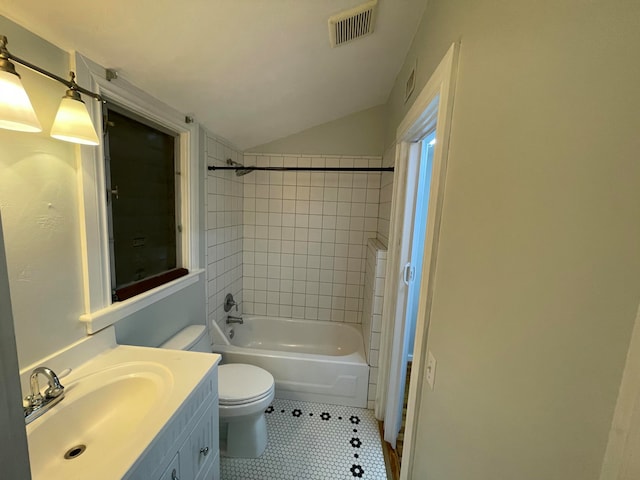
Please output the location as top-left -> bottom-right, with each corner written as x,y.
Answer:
212,316 -> 369,408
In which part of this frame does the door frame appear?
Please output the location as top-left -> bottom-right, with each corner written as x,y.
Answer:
376,42 -> 459,478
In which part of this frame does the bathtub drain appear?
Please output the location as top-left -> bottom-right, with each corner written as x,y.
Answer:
64,445 -> 86,460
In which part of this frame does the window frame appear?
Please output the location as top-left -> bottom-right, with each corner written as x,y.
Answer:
74,53 -> 202,334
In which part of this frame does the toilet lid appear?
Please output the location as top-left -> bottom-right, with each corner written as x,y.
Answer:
218,364 -> 274,405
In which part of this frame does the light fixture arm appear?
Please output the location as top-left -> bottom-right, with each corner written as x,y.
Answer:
0,35 -> 103,102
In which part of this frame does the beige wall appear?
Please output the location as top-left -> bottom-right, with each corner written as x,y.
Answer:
387,1 -> 640,479
247,105 -> 386,156
0,15 -> 206,368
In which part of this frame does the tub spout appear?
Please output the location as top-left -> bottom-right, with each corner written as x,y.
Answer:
227,315 -> 243,325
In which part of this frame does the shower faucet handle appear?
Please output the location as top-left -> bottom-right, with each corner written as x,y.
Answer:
224,293 -> 238,312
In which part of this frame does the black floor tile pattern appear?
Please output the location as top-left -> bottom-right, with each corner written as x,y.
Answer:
220,399 -> 387,479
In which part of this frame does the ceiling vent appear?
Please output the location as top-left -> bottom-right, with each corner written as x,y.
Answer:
328,0 -> 378,48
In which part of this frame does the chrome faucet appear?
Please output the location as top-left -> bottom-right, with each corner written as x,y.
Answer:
24,367 -> 65,424
226,315 -> 243,325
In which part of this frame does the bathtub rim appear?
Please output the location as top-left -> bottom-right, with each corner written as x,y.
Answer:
212,342 -> 367,366
213,315 -> 368,364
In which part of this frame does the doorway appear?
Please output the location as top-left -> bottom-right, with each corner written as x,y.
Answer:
375,43 -> 459,480
396,133 -> 436,459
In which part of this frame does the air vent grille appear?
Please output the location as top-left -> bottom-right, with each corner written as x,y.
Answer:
329,0 -> 378,48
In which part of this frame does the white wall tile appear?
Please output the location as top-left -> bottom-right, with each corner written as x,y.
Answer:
241,154 -> 383,329
205,135 -> 244,342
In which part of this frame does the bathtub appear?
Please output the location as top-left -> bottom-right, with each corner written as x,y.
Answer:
212,316 -> 369,408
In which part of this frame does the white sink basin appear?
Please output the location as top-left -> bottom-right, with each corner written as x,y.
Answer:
24,345 -> 218,480
27,362 -> 172,478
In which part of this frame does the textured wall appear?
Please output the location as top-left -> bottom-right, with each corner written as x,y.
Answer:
0,16 -> 86,368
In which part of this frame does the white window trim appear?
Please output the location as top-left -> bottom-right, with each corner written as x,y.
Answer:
73,52 -> 201,334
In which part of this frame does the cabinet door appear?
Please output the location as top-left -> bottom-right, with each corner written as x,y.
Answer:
158,453 -> 180,480
180,401 -> 218,480
199,453 -> 220,480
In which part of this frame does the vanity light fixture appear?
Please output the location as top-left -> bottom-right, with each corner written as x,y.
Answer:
0,35 -> 101,145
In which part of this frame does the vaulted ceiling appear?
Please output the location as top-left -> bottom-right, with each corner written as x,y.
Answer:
2,0 -> 427,149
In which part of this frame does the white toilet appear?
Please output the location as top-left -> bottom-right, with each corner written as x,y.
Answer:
160,325 -> 275,458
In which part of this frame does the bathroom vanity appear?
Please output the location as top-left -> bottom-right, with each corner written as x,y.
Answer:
132,365 -> 219,480
20,327 -> 221,480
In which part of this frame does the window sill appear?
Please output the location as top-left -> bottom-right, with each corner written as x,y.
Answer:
80,269 -> 204,334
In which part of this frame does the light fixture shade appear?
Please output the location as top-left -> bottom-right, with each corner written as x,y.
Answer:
50,95 -> 99,145
0,70 -> 42,132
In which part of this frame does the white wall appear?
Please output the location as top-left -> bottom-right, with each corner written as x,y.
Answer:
0,15 -> 207,366
386,1 -> 640,479
114,282 -> 206,347
241,153 -> 380,323
0,16 -> 86,367
246,105 -> 386,157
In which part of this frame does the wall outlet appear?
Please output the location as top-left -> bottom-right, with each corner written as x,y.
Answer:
426,350 -> 437,389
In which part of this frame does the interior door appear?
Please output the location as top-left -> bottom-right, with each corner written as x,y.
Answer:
383,142 -> 421,447
383,133 -> 436,448
405,134 -> 436,363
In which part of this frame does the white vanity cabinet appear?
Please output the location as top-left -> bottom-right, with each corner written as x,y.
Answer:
158,454 -> 180,480
178,402 -> 219,480
125,364 -> 220,480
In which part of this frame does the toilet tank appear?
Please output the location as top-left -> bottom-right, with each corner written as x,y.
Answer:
159,325 -> 210,353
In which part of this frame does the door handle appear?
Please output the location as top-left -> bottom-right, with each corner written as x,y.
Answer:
403,263 -> 415,286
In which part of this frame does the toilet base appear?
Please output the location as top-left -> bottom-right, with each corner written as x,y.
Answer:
220,412 -> 268,458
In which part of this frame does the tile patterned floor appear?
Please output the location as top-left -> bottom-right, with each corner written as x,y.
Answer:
221,399 -> 388,480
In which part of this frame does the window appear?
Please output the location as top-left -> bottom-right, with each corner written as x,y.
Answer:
104,104 -> 188,301
75,51 -> 201,333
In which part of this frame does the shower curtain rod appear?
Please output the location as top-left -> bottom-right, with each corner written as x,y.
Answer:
207,166 -> 394,173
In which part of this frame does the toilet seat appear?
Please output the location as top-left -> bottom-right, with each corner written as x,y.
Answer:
219,386 -> 274,406
218,364 -> 274,406
219,389 -> 275,419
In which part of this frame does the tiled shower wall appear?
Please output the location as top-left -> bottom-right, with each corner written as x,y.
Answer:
376,144 -> 395,247
205,133 -> 244,341
242,154 -> 382,323
362,238 -> 387,409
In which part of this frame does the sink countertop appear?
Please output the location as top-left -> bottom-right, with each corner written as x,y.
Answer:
26,343 -> 220,480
